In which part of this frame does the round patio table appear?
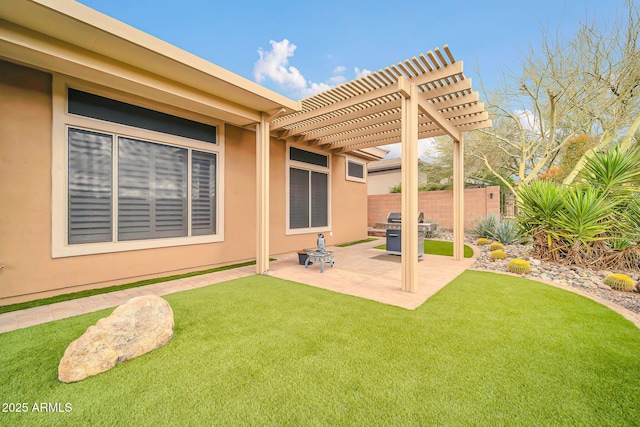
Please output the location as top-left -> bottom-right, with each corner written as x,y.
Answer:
304,251 -> 334,273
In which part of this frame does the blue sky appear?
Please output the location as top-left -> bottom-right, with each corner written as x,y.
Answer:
78,0 -> 630,157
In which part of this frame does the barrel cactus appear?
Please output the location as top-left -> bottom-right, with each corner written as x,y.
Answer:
490,249 -> 507,260
489,242 -> 504,251
476,238 -> 490,246
604,274 -> 635,292
507,258 -> 531,274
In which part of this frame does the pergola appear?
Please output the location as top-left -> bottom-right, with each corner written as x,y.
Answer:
255,45 -> 492,292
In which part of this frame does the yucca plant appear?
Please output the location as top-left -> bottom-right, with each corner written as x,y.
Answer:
620,195 -> 640,245
554,186 -> 618,250
516,180 -> 566,256
516,180 -> 567,234
580,146 -> 640,199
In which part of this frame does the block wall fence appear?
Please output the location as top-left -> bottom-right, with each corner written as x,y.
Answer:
368,186 -> 501,230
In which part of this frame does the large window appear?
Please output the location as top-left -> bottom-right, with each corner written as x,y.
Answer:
68,129 -> 217,245
287,145 -> 330,233
53,78 -> 223,257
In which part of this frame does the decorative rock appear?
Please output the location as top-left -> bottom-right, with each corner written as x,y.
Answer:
58,295 -> 174,383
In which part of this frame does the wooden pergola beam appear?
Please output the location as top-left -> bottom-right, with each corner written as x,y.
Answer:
272,62 -> 463,130
417,97 -> 460,142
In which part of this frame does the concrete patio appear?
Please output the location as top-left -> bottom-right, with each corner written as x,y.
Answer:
0,238 -> 476,333
269,238 -> 477,309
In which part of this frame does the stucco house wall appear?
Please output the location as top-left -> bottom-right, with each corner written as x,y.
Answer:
367,160 -> 428,195
0,60 -> 370,304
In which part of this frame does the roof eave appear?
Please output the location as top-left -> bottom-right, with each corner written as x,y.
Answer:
0,0 -> 300,124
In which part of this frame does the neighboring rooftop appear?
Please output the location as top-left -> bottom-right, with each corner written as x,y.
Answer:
368,158 -> 402,172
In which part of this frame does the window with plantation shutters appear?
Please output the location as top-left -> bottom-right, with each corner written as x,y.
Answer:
67,128 -> 218,245
310,172 -> 328,227
68,129 -> 113,244
55,80 -> 223,257
118,137 -> 188,241
290,168 -> 310,229
191,151 -> 216,235
287,146 -> 330,232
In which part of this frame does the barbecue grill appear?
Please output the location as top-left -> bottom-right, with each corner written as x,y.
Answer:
375,212 -> 437,256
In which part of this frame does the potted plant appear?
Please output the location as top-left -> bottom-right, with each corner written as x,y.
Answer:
297,249 -> 311,265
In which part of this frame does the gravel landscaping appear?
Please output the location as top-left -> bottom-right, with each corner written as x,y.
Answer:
436,230 -> 640,315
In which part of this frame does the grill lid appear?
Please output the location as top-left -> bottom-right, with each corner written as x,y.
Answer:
387,212 -> 402,223
386,212 -> 425,223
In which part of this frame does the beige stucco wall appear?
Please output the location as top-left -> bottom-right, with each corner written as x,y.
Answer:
367,168 -> 428,195
268,144 -> 369,253
367,169 -> 401,194
0,60 -> 370,304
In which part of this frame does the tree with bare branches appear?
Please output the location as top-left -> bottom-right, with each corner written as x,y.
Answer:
463,1 -> 640,195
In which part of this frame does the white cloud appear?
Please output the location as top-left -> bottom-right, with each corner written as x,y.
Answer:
300,82 -> 333,98
253,40 -> 377,99
329,75 -> 347,85
254,39 -> 350,99
355,67 -> 372,78
253,39 -> 306,91
514,109 -> 538,132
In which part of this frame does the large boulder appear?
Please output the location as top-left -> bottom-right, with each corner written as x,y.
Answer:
58,295 -> 174,383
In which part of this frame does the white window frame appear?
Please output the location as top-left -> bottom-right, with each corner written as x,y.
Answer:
51,75 -> 225,258
343,154 -> 367,183
285,142 -> 331,235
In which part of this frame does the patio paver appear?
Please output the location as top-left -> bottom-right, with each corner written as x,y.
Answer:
269,239 -> 477,310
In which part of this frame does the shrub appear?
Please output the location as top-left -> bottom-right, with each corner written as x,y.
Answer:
471,214 -> 499,239
491,220 -> 527,245
489,242 -> 504,251
490,250 -> 507,260
508,259 -> 531,274
476,238 -> 490,246
604,274 -> 635,292
390,184 -> 401,193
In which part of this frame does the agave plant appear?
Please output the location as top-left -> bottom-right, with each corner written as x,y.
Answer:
470,214 -> 499,239
490,220 -> 527,245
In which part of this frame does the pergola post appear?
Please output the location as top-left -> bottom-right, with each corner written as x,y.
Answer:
256,113 -> 270,274
453,134 -> 465,260
400,82 -> 419,293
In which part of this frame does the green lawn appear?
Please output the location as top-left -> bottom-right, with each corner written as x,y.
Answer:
1,272 -> 639,426
375,238 -> 474,258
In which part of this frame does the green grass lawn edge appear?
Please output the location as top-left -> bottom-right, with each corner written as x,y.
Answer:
1,271 -> 638,425
0,259 -> 272,315
335,237 -> 378,247
375,239 -> 473,258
